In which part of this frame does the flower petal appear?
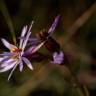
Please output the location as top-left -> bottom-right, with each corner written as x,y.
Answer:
0,52 -> 16,56
0,59 -> 15,67
21,26 -> 27,37
8,61 -> 20,81
0,56 -> 11,63
31,41 -> 45,53
1,38 -> 17,50
0,57 -> 4,62
19,61 -> 23,72
24,46 -> 36,56
22,21 -> 34,51
22,57 -> 33,70
21,32 -> 31,51
28,38 -> 39,42
19,37 -> 40,46
19,26 -> 27,48
48,15 -> 60,37
51,51 -> 64,64
19,37 -> 38,42
0,61 -> 16,72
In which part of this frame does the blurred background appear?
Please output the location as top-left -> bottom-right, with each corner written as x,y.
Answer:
0,0 -> 96,96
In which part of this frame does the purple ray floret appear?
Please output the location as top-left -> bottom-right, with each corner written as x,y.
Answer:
48,15 -> 60,37
51,51 -> 64,64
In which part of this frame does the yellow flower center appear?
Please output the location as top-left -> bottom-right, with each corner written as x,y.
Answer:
10,48 -> 22,60
11,48 -> 22,53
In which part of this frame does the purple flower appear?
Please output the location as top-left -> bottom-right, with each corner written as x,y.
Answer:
51,51 -> 64,64
0,22 -> 34,81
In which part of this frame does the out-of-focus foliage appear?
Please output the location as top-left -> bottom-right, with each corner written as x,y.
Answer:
0,0 -> 96,96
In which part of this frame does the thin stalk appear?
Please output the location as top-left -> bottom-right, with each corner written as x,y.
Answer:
0,0 -> 16,45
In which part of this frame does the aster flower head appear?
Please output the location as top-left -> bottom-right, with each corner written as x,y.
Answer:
0,21 -> 34,81
36,15 -> 64,64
